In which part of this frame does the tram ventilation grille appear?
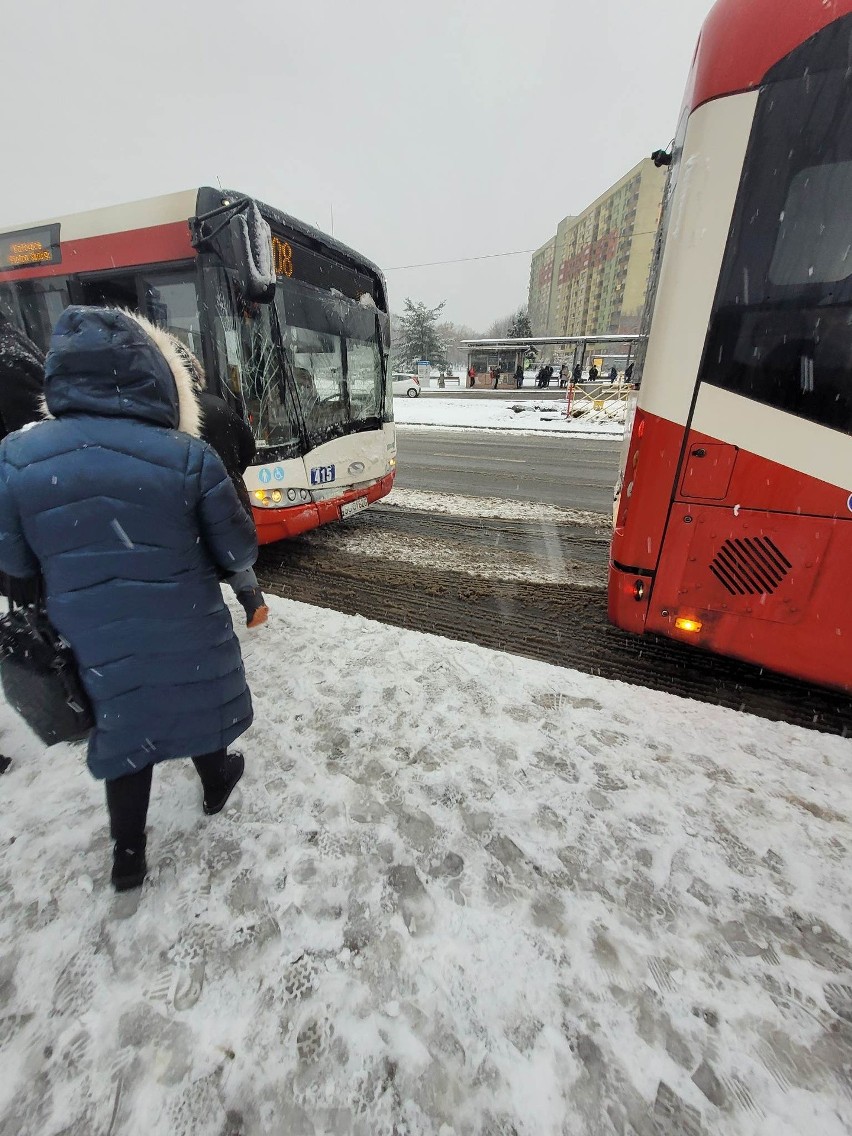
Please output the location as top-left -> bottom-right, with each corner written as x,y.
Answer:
709,537 -> 792,596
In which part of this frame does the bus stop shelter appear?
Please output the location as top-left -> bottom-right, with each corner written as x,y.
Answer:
462,334 -> 643,384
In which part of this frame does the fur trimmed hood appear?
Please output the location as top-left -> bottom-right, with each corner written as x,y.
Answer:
42,307 -> 202,437
123,311 -> 202,437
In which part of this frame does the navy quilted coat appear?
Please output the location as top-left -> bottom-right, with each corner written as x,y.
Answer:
0,307 -> 257,779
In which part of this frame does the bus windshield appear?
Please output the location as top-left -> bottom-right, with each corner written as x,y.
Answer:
224,270 -> 387,454
277,277 -> 384,446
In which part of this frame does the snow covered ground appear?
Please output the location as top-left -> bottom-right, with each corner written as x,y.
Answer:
385,486 -> 608,528
1,595 -> 851,1135
393,396 -> 626,436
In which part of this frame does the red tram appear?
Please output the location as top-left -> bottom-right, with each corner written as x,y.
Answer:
609,0 -> 852,693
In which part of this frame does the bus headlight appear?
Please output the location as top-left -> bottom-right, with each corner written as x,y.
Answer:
253,490 -> 305,508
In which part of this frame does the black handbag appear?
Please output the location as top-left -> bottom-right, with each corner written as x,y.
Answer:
0,592 -> 93,746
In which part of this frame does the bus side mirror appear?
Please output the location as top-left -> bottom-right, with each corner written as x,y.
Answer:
229,203 -> 276,303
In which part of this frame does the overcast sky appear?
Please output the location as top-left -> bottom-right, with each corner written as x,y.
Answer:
4,0 -> 711,329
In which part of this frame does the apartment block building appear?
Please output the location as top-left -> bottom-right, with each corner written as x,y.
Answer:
528,158 -> 665,340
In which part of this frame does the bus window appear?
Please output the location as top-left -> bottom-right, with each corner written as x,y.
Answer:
77,272 -> 138,310
0,279 -> 70,352
234,301 -> 302,453
140,272 -> 201,354
276,276 -> 384,446
346,338 -> 383,419
286,325 -> 346,438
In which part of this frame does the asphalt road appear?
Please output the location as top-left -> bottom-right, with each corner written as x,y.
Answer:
420,388 -> 567,400
419,384 -> 623,401
394,428 -> 622,512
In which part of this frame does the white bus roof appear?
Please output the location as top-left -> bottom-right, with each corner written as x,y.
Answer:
0,189 -> 199,243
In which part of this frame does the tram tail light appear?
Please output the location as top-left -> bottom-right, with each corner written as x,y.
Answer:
675,616 -> 703,634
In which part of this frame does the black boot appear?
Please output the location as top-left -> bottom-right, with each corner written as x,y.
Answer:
201,752 -> 245,816
111,836 -> 147,891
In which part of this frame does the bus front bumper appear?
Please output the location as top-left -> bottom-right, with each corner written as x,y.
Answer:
253,471 -> 396,545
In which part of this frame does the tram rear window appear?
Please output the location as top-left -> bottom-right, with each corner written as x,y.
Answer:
769,162 -> 852,287
700,19 -> 852,437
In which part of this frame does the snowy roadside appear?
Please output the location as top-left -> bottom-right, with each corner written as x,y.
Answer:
393,396 -> 626,437
292,487 -> 610,586
384,486 -> 610,528
1,595 -> 851,1135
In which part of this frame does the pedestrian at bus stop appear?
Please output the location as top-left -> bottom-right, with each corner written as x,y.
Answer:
514,363 -> 524,388
171,339 -> 269,629
0,307 -> 257,891
0,312 -> 47,615
0,311 -> 45,439
572,362 -> 582,384
491,366 -> 500,389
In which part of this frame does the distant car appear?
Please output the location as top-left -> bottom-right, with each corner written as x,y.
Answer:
392,373 -> 421,398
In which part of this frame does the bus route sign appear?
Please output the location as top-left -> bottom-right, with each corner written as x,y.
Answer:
0,224 -> 61,272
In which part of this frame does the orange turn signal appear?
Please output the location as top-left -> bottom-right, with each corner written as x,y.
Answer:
675,617 -> 702,634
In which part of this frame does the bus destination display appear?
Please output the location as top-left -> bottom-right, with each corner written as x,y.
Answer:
0,224 -> 61,272
271,233 -> 375,303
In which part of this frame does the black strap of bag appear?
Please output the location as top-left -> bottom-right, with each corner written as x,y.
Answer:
0,576 -> 93,745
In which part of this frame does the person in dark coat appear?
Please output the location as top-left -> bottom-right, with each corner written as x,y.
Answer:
609,366 -> 618,383
588,364 -> 600,382
171,340 -> 268,629
514,364 -> 524,389
572,363 -> 582,384
0,311 -> 45,437
0,307 -> 257,891
0,313 -> 47,609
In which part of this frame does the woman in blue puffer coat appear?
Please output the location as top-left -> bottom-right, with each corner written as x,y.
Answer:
0,306 -> 258,891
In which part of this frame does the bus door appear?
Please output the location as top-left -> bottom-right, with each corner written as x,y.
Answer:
70,266 -> 203,356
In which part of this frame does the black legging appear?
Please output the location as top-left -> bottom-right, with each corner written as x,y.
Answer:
105,749 -> 230,847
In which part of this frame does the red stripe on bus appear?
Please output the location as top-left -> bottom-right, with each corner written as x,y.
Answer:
0,221 -> 194,283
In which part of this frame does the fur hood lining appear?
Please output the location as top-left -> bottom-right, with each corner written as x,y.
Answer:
123,312 -> 202,438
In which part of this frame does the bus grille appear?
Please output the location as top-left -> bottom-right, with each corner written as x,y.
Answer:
709,537 -> 792,596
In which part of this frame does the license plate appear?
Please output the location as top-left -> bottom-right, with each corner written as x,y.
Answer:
340,496 -> 369,519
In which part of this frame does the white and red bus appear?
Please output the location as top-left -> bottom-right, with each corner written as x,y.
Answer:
0,188 -> 396,543
610,0 -> 852,693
